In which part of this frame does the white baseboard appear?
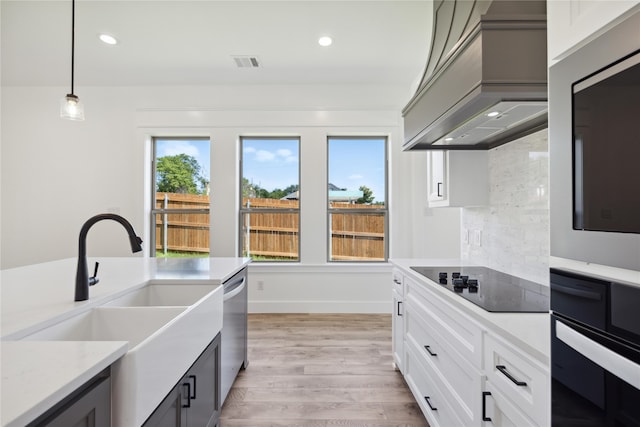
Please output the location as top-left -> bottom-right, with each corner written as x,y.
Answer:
248,300 -> 392,314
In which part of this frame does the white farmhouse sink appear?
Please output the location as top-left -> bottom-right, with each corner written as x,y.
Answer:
21,306 -> 185,344
20,283 -> 224,426
103,283 -> 216,307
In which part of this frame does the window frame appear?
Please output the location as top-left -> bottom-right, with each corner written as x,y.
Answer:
238,136 -> 301,262
150,136 -> 211,257
326,135 -> 389,263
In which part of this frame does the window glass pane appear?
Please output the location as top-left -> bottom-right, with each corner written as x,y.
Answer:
327,137 -> 387,262
152,138 -> 210,257
329,212 -> 386,261
241,137 -> 300,261
328,137 -> 386,209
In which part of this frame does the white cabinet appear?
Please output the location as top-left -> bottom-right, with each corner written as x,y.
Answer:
426,150 -> 488,207
482,381 -> 537,427
392,266 -> 549,427
404,275 -> 484,426
483,333 -> 549,426
547,1 -> 640,64
391,269 -> 404,373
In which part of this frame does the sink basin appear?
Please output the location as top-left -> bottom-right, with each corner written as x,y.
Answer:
20,286 -> 224,426
21,307 -> 184,345
103,283 -> 217,307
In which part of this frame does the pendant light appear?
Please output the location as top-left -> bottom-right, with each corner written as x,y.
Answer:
60,0 -> 84,121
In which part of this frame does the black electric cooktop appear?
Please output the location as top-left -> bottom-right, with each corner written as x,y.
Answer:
410,266 -> 549,313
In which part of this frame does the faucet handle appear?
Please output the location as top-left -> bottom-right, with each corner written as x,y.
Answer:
89,261 -> 100,286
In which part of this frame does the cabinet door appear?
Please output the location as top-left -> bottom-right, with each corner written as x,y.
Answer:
185,334 -> 221,427
427,151 -> 446,203
392,288 -> 404,373
31,373 -> 110,427
482,381 -> 537,427
143,384 -> 186,427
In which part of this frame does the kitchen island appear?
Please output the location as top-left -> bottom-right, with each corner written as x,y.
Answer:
1,256 -> 249,427
391,258 -> 550,427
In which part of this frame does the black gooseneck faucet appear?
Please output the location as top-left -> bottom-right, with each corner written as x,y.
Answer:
75,213 -> 143,301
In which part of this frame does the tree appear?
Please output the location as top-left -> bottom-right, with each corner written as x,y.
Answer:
357,185 -> 375,204
156,154 -> 208,194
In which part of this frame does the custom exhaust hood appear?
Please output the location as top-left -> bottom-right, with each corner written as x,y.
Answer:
402,0 -> 548,150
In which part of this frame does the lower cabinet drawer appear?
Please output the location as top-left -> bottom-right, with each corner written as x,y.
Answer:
406,298 -> 481,424
484,333 -> 549,426
405,337 -> 467,427
405,276 -> 483,369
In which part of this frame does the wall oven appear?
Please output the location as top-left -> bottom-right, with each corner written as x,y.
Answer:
551,268 -> 640,426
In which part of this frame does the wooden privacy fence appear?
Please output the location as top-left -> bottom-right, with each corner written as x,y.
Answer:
155,193 -> 385,260
155,192 -> 210,254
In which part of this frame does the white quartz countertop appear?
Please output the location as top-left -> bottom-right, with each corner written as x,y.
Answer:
391,258 -> 550,363
0,256 -> 250,426
1,341 -> 127,427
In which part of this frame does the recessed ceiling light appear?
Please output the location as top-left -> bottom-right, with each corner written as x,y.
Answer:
487,111 -> 500,117
444,137 -> 454,142
99,34 -> 118,45
318,36 -> 333,47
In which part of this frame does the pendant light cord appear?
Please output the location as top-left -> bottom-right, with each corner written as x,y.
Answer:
70,0 -> 75,95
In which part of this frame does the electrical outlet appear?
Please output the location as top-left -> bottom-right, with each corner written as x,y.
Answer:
473,230 -> 482,247
257,280 -> 264,291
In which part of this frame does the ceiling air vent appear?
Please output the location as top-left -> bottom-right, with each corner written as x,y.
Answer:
233,56 -> 260,68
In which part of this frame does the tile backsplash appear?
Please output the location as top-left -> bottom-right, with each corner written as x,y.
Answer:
461,129 -> 550,285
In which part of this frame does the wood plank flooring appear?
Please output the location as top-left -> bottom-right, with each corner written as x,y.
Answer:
220,313 -> 429,427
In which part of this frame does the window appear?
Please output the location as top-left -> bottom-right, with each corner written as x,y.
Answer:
151,137 -> 210,257
327,136 -> 388,261
240,137 -> 300,261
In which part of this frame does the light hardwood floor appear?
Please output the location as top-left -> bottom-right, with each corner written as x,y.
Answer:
220,313 -> 429,427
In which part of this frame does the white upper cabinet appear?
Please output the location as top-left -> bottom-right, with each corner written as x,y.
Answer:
426,150 -> 488,208
547,0 -> 640,65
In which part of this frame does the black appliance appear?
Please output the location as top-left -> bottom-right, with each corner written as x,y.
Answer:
551,268 -> 640,426
572,49 -> 640,234
410,266 -> 549,313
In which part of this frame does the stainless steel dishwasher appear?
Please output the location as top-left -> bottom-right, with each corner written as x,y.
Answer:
221,267 -> 248,404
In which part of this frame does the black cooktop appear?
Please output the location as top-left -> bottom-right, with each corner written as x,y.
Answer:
410,266 -> 549,313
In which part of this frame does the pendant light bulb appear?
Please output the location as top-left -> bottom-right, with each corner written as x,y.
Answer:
60,94 -> 85,121
61,0 -> 84,121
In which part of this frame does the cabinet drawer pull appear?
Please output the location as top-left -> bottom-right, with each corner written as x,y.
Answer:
397,301 -> 403,316
182,382 -> 192,408
424,396 -> 437,411
482,391 -> 492,422
424,345 -> 437,357
496,365 -> 527,386
437,182 -> 443,197
393,278 -> 401,285
189,374 -> 197,399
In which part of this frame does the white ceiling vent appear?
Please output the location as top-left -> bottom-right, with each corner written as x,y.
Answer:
232,56 -> 260,68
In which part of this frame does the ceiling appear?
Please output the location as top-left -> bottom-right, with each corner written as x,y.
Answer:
1,0 -> 433,90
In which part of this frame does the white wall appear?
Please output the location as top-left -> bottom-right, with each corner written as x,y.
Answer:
1,83 -> 460,312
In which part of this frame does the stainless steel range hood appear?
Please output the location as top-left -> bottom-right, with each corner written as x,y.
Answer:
402,0 -> 548,150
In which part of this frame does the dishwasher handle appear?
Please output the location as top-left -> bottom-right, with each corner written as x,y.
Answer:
224,277 -> 246,301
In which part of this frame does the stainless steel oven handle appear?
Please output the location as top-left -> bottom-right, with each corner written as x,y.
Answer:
556,320 -> 640,390
223,277 -> 246,301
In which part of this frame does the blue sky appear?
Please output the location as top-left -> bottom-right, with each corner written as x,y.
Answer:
242,138 -> 299,192
328,137 -> 386,204
156,137 -> 386,203
243,137 -> 386,203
